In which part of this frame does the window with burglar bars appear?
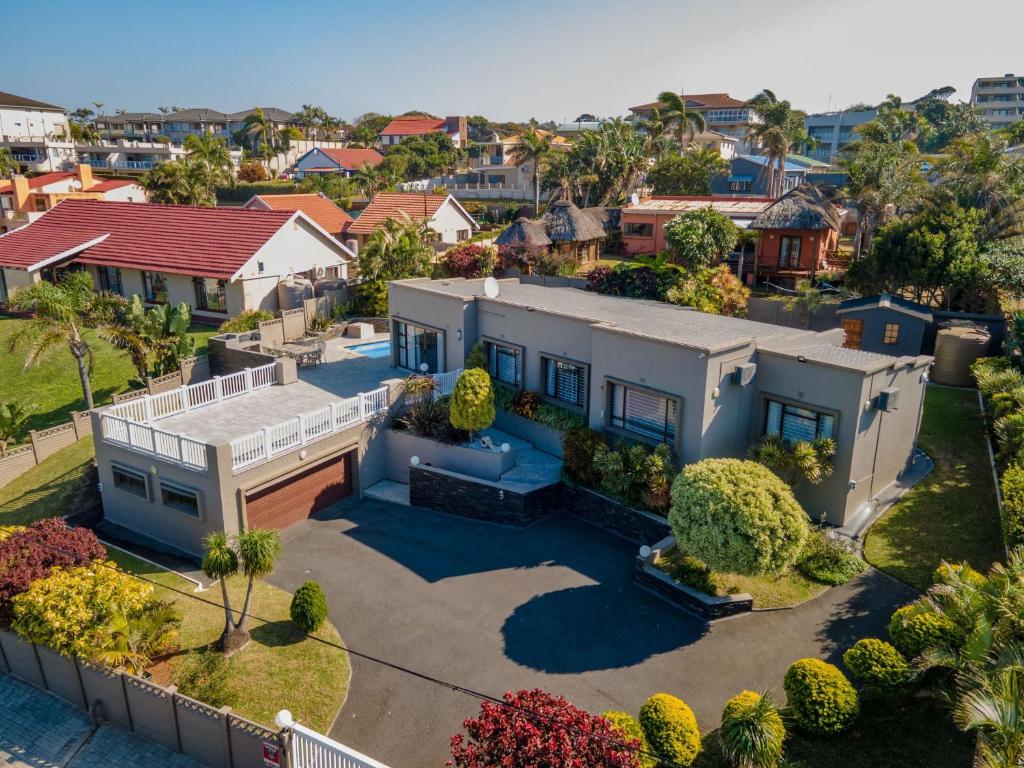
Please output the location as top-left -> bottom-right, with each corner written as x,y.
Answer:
765,400 -> 834,443
488,342 -> 521,386
609,382 -> 677,443
541,356 -> 586,408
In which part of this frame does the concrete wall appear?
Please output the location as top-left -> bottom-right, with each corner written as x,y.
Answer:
0,629 -> 282,768
386,428 -> 515,483
745,296 -> 842,332
0,412 -> 92,490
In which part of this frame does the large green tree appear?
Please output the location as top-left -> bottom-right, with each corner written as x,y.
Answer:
647,147 -> 728,195
663,207 -> 739,270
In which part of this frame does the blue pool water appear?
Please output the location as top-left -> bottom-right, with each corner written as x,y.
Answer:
350,340 -> 392,358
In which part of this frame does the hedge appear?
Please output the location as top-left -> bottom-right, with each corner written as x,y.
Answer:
603,710 -> 656,768
1001,463 -> 1024,549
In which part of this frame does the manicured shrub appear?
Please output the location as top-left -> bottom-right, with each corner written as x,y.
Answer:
290,581 -> 328,633
719,690 -> 785,768
603,711 -> 656,768
218,309 -> 273,333
638,693 -> 701,767
562,427 -> 606,487
0,518 -> 107,622
887,603 -> 962,659
783,658 -> 859,735
842,638 -> 913,695
174,650 -> 235,708
668,459 -> 809,576
449,368 -> 495,435
796,528 -> 864,585
1004,465 -> 1024,549
450,689 -> 640,768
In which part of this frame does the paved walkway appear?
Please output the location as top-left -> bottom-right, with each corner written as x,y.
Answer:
270,500 -> 917,768
0,673 -> 205,768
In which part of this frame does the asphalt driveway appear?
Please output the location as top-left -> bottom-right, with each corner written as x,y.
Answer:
270,500 -> 917,768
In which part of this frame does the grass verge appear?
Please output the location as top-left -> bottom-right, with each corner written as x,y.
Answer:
107,548 -> 349,732
864,386 -> 1003,590
0,438 -> 95,527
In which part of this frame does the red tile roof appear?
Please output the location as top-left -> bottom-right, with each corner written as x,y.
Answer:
380,117 -> 447,136
318,148 -> 384,169
629,93 -> 748,112
249,193 -> 353,235
0,199 -> 294,278
346,192 -> 450,235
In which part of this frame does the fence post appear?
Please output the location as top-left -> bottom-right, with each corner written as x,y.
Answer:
297,416 -> 306,445
28,430 -> 41,463
143,395 -> 154,423
220,708 -> 234,768
71,411 -> 83,439
214,375 -> 223,401
244,367 -> 254,393
31,642 -> 48,691
180,387 -> 190,413
263,427 -> 273,460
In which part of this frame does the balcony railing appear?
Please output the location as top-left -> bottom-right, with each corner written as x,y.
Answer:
432,368 -> 462,398
112,160 -> 156,170
101,416 -> 209,470
230,386 -> 389,472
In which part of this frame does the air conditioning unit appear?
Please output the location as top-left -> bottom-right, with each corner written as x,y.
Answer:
877,387 -> 900,412
731,363 -> 757,387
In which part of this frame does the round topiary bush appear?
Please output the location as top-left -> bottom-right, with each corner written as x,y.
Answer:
783,658 -> 859,734
719,690 -> 785,768
638,693 -> 701,767
887,604 -> 961,659
842,638 -> 913,695
603,710 -> 656,768
290,580 -> 328,633
668,459 -> 809,575
449,368 -> 495,435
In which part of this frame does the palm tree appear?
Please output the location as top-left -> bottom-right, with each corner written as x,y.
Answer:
234,529 -> 281,635
0,400 -> 38,455
657,91 -> 706,150
242,108 -> 278,171
508,129 -> 553,214
7,271 -> 123,410
542,152 -> 580,203
748,90 -> 804,198
202,532 -> 240,651
94,601 -> 181,675
359,214 -> 435,281
353,162 -> 394,199
750,432 -> 836,485
954,661 -> 1024,768
100,295 -> 195,381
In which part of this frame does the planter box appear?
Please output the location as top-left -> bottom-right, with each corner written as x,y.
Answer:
494,409 -> 565,458
386,428 -> 516,483
633,536 -> 753,621
563,486 -> 671,544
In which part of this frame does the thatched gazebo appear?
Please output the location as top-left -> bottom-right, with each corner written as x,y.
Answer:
749,185 -> 844,286
494,217 -> 552,249
542,200 -> 606,263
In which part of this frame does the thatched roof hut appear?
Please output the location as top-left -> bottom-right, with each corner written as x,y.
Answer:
750,185 -> 842,232
543,200 -> 606,243
495,217 -> 552,248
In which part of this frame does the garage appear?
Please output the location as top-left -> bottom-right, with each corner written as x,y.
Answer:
244,451 -> 354,530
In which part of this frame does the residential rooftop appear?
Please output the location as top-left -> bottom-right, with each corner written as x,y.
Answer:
625,195 -> 774,216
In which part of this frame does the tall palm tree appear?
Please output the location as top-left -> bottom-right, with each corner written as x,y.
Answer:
657,91 -> 706,150
954,660 -> 1024,768
353,162 -> 394,199
359,214 -> 435,280
508,129 -> 553,214
749,89 -> 808,198
242,108 -> 278,171
234,529 -> 281,635
202,532 -> 240,651
542,152 -> 580,203
7,271 -> 123,410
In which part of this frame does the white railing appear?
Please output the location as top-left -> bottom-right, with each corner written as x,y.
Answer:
286,720 -> 390,768
230,386 -> 390,472
432,368 -> 463,398
100,414 -> 208,471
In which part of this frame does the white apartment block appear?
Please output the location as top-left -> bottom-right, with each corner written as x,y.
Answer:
971,73 -> 1024,129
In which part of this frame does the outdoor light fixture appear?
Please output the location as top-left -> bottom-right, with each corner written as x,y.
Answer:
639,545 -> 652,558
149,465 -> 158,475
275,710 -> 294,729
419,363 -> 429,373
410,455 -> 421,466
299,450 -> 308,460
500,443 -> 511,453
457,329 -> 463,341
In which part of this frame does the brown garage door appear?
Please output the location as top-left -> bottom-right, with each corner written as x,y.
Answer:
245,452 -> 353,530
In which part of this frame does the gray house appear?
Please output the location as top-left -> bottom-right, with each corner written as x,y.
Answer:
836,293 -> 933,356
389,278 -> 933,532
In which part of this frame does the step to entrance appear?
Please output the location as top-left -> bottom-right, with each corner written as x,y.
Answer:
363,480 -> 411,506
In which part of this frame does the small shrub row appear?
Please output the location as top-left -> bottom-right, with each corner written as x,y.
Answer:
795,527 -> 864,585
218,309 -> 273,334
493,384 -> 585,433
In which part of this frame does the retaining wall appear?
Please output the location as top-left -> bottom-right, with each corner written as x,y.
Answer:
563,486 -> 671,544
0,411 -> 93,490
409,464 -> 559,526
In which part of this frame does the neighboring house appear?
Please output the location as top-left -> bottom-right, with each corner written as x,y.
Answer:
379,116 -> 467,148
709,154 -> 830,196
836,294 -> 933,357
291,147 -> 384,178
0,164 -> 146,233
629,93 -> 762,152
748,185 -> 844,287
244,193 -> 353,238
620,195 -> 774,255
802,109 -> 878,163
495,201 -> 605,266
0,90 -> 76,173
389,277 -> 931,531
0,199 -> 352,313
970,73 -> 1024,129
74,139 -> 233,175
346,192 -> 478,249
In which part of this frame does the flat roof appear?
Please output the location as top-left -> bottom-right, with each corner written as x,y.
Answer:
625,196 -> 774,216
758,342 -> 929,374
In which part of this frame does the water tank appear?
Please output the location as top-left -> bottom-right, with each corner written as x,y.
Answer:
314,278 -> 348,296
931,325 -> 991,386
277,276 -> 313,310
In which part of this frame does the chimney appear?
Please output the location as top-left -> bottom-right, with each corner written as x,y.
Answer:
12,176 -> 30,211
445,116 -> 467,147
75,163 -> 94,191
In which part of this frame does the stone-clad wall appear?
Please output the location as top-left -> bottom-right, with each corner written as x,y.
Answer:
409,465 -> 559,526
563,486 -> 671,544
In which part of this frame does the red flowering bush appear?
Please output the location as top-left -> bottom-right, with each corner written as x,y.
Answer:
443,243 -> 498,279
0,518 -> 107,622
587,265 -> 616,293
449,688 -> 640,768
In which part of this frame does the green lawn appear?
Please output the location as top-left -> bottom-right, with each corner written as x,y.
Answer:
0,437 -> 95,527
864,386 -> 1004,590
107,548 -> 350,732
0,316 -> 220,432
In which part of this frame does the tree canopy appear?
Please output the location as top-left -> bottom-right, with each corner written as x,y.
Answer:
663,208 -> 739,270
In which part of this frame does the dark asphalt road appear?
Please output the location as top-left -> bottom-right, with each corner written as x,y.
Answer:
269,500 -> 916,768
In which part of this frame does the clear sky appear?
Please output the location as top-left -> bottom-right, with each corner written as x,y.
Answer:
6,0 -> 1021,122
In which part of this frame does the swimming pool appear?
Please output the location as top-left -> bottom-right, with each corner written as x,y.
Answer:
349,340 -> 392,359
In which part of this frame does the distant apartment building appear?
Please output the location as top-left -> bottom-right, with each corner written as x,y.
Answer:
629,93 -> 762,152
802,109 -> 878,162
0,91 -> 76,173
95,107 -> 301,146
970,73 -> 1024,129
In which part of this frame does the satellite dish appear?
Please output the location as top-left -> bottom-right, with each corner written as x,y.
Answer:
629,192 -> 640,206
483,276 -> 500,299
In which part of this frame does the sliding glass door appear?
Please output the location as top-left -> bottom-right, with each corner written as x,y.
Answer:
395,321 -> 443,374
